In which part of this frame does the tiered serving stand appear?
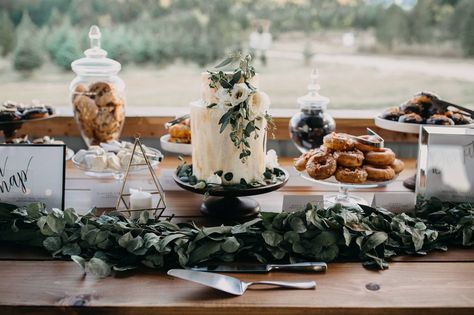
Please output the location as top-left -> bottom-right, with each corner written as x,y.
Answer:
173,167 -> 289,219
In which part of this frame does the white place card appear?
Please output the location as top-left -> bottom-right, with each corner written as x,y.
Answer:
371,192 -> 416,214
0,144 -> 65,209
91,181 -> 125,208
282,194 -> 324,212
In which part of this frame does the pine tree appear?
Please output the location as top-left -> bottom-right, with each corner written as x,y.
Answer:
459,0 -> 474,56
12,11 -> 43,73
53,29 -> 81,70
0,11 -> 15,56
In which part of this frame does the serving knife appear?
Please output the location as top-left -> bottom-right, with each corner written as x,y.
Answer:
167,269 -> 316,296
190,262 -> 327,273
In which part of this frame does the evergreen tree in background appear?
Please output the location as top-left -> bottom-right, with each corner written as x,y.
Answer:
375,4 -> 410,48
0,11 -> 15,56
13,11 -> 43,73
53,29 -> 81,70
459,0 -> 474,56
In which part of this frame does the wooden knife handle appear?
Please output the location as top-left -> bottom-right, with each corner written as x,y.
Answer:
268,262 -> 327,272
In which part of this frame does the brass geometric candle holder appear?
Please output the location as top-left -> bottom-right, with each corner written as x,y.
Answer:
115,137 -> 166,219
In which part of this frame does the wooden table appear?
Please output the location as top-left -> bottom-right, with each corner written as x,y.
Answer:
1,158 -> 473,315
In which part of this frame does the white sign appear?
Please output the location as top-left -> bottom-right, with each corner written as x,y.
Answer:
0,144 -> 65,209
282,195 -> 324,212
91,181 -> 126,208
371,192 -> 415,214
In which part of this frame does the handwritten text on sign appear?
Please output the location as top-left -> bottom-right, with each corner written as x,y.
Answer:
0,145 -> 65,209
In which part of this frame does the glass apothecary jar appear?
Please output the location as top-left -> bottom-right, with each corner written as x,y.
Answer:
289,70 -> 335,153
70,25 -> 125,147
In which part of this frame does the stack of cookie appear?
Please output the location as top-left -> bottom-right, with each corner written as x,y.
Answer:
294,132 -> 404,184
72,82 -> 125,146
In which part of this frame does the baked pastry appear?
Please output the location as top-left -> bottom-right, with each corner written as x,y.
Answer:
306,153 -> 337,180
0,108 -> 21,121
380,106 -> 403,121
365,148 -> 396,166
335,167 -> 367,184
355,135 -> 384,152
323,132 -> 354,151
72,81 -> 125,145
426,114 -> 454,125
398,113 -> 423,124
294,146 -> 329,172
390,159 -> 405,174
364,164 -> 395,181
333,149 -> 364,168
21,107 -> 49,119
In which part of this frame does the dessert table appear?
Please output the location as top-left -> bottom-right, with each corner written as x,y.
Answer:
0,157 -> 473,315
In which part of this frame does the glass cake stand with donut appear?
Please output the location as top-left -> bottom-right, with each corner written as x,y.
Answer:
296,129 -> 399,207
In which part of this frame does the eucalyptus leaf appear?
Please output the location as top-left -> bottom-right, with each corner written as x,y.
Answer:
86,257 -> 112,278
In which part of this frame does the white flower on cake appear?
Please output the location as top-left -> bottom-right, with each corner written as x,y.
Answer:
206,173 -> 222,185
215,86 -> 232,107
265,149 -> 279,171
230,83 -> 251,106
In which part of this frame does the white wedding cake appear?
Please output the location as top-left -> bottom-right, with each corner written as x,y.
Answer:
190,57 -> 271,185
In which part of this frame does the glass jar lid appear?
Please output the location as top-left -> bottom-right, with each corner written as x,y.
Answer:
71,25 -> 121,76
297,69 -> 330,110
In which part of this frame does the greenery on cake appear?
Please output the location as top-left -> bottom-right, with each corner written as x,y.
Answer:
176,155 -> 286,191
206,53 -> 273,162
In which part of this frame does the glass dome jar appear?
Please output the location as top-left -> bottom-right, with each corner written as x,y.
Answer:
70,25 -> 125,147
289,70 -> 335,153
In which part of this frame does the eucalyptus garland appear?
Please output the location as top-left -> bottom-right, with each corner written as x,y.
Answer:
0,197 -> 473,278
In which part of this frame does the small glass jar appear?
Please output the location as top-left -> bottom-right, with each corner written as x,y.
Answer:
70,25 -> 125,147
289,70 -> 335,153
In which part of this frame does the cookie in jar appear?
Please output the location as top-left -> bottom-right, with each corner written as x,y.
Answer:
70,25 -> 126,147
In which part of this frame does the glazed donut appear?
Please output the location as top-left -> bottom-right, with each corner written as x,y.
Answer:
400,102 -> 422,115
335,167 -> 367,184
390,159 -> 405,174
323,132 -> 354,151
306,154 -> 337,180
355,135 -> 384,153
426,114 -> 454,126
0,109 -> 21,122
365,148 -> 396,166
364,164 -> 395,181
294,146 -> 328,171
398,113 -> 423,124
333,149 -> 364,168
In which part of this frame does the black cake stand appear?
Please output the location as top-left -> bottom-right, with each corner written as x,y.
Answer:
0,115 -> 56,142
173,167 -> 289,219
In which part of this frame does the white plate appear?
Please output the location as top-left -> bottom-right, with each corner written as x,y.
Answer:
160,134 -> 192,155
374,114 -> 474,134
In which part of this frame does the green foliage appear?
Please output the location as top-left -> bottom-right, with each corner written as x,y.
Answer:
0,11 -> 15,56
0,197 -> 473,278
52,29 -> 81,70
375,4 -> 410,48
12,11 -> 43,73
455,0 -> 474,56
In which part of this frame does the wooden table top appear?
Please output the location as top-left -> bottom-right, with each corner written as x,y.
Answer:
1,157 -> 473,315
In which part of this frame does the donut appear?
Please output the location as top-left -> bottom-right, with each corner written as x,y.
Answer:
365,148 -> 396,166
449,113 -> 473,125
426,114 -> 454,126
398,113 -> 423,124
306,154 -> 337,180
335,167 -> 367,184
364,164 -> 395,181
381,106 -> 403,121
355,135 -> 384,152
323,132 -> 354,151
21,107 -> 49,119
294,146 -> 328,171
333,149 -> 364,168
400,102 -> 422,115
390,159 -> 405,174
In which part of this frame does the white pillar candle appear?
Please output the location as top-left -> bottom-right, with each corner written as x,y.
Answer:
129,188 -> 153,219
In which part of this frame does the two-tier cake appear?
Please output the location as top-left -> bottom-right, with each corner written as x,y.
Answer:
190,56 -> 271,185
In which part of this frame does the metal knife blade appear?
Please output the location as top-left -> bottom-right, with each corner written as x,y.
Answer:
190,262 -> 327,273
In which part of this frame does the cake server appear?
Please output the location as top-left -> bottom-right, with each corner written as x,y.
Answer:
167,269 -> 316,296
190,262 -> 327,273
